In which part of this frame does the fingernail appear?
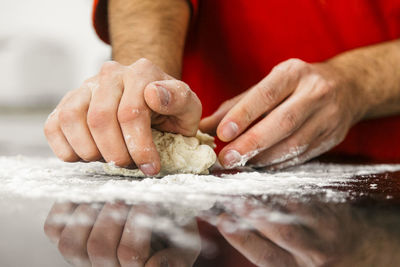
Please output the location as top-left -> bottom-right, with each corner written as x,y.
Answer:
139,163 -> 157,175
223,150 -> 242,168
221,122 -> 239,140
155,84 -> 170,106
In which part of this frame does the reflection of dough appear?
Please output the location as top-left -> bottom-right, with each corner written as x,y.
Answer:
104,129 -> 217,177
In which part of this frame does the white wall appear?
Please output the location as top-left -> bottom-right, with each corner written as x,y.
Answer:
0,0 -> 111,108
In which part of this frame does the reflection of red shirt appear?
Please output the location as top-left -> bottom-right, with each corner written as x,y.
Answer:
93,0 -> 400,162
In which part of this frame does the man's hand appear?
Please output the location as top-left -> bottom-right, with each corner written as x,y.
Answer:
201,58 -> 360,170
44,58 -> 201,176
44,202 -> 201,267
216,199 -> 400,267
201,40 -> 400,170
44,0 -> 192,175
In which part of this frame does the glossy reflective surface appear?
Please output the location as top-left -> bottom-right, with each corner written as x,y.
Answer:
2,113 -> 400,267
2,159 -> 400,267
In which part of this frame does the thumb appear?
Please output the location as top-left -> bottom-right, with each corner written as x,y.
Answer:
144,80 -> 202,136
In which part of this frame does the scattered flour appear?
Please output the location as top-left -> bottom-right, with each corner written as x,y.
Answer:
226,149 -> 261,169
1,156 -> 400,206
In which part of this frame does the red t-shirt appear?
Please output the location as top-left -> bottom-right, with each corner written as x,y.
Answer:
93,0 -> 400,162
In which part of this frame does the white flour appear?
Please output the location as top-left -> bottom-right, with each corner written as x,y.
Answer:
1,156 -> 399,206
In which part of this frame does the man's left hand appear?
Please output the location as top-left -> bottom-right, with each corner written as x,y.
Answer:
200,58 -> 364,170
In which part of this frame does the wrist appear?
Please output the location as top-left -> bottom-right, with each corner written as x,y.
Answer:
323,40 -> 400,120
108,0 -> 190,78
112,49 -> 183,78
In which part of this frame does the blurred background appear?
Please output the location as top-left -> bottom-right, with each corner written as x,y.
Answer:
0,0 -> 110,156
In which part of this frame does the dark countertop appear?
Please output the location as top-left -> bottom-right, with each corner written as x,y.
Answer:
1,159 -> 400,267
1,113 -> 400,267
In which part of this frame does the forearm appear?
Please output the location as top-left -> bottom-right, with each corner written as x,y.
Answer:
108,0 -> 190,78
327,39 -> 400,120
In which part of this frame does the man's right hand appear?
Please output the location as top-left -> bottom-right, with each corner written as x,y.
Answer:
44,58 -> 202,176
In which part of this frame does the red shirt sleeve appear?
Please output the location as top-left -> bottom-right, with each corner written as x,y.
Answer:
92,0 -> 198,44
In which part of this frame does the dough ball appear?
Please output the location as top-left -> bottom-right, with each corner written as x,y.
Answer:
104,129 -> 217,177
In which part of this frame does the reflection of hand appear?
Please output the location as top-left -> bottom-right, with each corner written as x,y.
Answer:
201,59 -> 360,170
216,200 -> 398,267
44,202 -> 200,267
44,58 -> 202,176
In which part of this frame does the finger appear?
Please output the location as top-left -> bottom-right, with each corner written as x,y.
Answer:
58,85 -> 102,162
252,100 -> 345,171
267,135 -> 339,171
219,80 -> 322,169
282,201 -> 342,237
144,79 -> 202,136
247,113 -> 327,167
44,202 -> 78,244
166,219 -> 201,264
117,61 -> 165,176
199,90 -> 248,135
228,201 -> 328,265
217,59 -> 308,142
243,214 -> 322,265
57,203 -> 102,267
44,108 -> 80,162
217,213 -> 298,267
117,205 -> 153,267
87,202 -> 130,267
87,61 -> 132,167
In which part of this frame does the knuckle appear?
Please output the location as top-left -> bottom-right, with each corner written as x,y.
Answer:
128,58 -> 163,78
43,122 -> 57,138
135,57 -> 152,66
275,58 -> 309,74
132,57 -> 154,70
87,108 -> 113,129
314,80 -> 335,101
286,58 -> 306,66
117,106 -> 149,124
243,131 -> 262,150
257,84 -> 277,106
82,78 -> 99,91
286,58 -> 307,70
58,108 -> 81,125
99,61 -> 120,76
238,103 -> 253,124
117,243 -> 147,264
278,110 -> 298,133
